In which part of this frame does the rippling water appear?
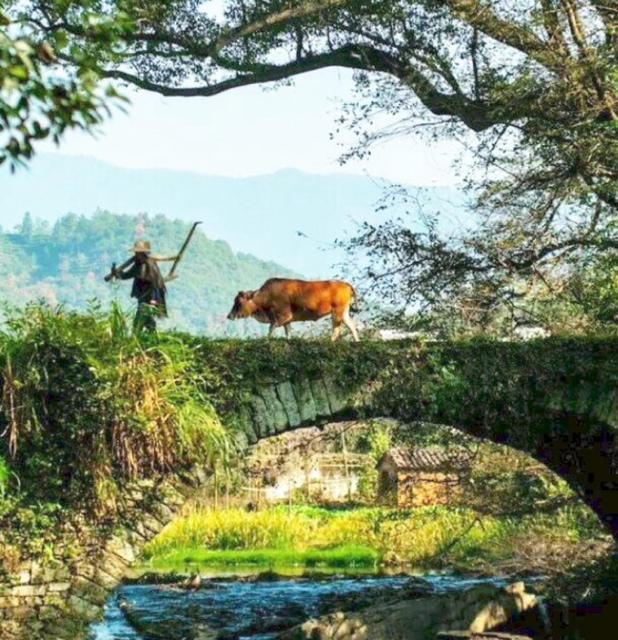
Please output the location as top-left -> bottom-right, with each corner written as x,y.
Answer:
90,574 -> 510,640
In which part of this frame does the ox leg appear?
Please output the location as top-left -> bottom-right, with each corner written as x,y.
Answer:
331,314 -> 343,341
269,312 -> 293,339
343,309 -> 360,342
284,323 -> 292,339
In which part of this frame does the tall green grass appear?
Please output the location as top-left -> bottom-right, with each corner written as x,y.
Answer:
0,304 -> 233,515
143,504 -> 602,573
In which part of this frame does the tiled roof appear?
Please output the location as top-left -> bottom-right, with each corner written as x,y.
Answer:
381,446 -> 472,471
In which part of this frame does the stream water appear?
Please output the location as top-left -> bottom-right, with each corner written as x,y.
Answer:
90,572 -> 513,640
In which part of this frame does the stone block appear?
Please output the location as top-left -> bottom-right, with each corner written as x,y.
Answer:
250,394 -> 276,438
7,605 -> 33,620
47,582 -> 71,593
139,513 -> 167,537
162,485 -> 188,509
309,378 -> 333,418
97,552 -> 129,580
124,487 -> 145,504
30,561 -> 44,585
323,378 -> 349,414
125,527 -> 148,547
177,468 -> 201,488
146,498 -> 176,526
87,567 -> 120,592
276,381 -> 302,429
67,594 -> 102,622
10,585 -> 47,597
292,378 -> 318,423
38,605 -> 62,621
135,478 -> 156,490
24,618 -> 44,634
73,563 -> 97,582
105,534 -> 138,564
258,385 -> 289,432
237,405 -> 259,444
72,576 -> 110,606
233,429 -> 250,450
0,620 -> 21,636
42,619 -> 89,639
52,565 -> 71,582
17,569 -> 31,585
191,466 -> 210,485
131,519 -> 155,540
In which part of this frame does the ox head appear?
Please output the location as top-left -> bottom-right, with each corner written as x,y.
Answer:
227,290 -> 257,320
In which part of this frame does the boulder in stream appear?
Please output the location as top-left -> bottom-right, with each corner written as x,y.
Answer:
278,582 -> 540,640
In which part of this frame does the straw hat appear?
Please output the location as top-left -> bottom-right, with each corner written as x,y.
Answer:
130,239 -> 151,254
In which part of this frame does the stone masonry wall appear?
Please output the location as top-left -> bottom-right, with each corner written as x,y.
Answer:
0,469 -> 208,639
0,376 -> 354,640
235,377 -> 355,448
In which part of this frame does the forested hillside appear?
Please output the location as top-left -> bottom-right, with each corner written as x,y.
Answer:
0,154 -> 464,276
0,211 -> 298,335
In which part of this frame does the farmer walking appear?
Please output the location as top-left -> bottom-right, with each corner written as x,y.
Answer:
110,240 -> 174,332
105,222 -> 202,334
105,222 -> 201,334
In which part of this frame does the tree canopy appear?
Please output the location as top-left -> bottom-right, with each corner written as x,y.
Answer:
19,1 -> 615,190
0,5 -> 122,168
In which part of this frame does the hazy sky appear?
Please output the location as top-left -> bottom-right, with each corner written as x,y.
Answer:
39,68 -> 465,186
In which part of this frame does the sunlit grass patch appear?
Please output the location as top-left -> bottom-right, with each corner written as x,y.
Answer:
143,504 -> 606,575
143,509 -> 318,557
146,545 -> 380,570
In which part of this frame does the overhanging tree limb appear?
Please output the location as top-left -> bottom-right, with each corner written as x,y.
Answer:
98,42 -> 513,130
100,46 -> 368,96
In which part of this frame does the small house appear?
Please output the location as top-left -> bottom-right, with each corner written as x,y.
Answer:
377,446 -> 471,508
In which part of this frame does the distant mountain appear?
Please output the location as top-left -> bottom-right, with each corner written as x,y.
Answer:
0,154 -> 466,277
0,212 -> 299,336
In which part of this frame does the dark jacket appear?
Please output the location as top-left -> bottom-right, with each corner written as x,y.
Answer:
118,257 -> 168,316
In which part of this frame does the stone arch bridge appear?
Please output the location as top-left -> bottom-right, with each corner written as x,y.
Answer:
2,338 -> 617,639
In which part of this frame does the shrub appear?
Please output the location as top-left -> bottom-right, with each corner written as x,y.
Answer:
0,304 -> 232,515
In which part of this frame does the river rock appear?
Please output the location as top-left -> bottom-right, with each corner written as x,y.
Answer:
278,582 -> 540,640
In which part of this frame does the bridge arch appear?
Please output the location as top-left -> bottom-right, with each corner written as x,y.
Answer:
235,371 -> 618,538
2,338 -> 616,639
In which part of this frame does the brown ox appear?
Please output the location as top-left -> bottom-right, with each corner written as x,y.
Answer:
227,278 -> 360,341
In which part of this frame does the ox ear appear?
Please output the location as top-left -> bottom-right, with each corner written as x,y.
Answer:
241,290 -> 256,299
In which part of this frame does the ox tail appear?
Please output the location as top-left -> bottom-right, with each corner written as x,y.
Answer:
349,284 -> 361,314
